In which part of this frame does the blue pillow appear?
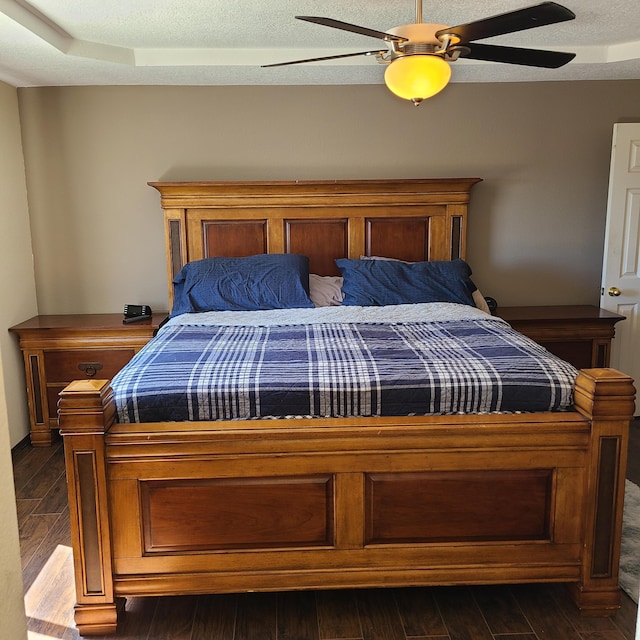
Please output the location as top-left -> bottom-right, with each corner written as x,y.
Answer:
171,254 -> 314,316
335,257 -> 476,307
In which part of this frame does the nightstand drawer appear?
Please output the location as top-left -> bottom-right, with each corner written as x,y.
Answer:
45,349 -> 137,415
44,348 -> 135,382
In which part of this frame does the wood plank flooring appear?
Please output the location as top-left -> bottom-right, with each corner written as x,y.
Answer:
12,425 -> 640,640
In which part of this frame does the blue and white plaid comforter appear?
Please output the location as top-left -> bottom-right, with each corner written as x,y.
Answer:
111,304 -> 578,423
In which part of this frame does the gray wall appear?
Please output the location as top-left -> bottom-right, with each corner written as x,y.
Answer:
18,80 -> 640,315
0,82 -> 38,447
0,79 -> 32,638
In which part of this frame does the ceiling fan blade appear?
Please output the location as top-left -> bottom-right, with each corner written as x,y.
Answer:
436,2 -> 575,43
459,42 -> 575,68
296,16 -> 407,43
262,50 -> 386,68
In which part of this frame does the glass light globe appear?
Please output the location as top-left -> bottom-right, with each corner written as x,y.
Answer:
384,54 -> 451,105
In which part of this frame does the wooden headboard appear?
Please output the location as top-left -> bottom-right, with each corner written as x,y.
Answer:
149,178 -> 482,307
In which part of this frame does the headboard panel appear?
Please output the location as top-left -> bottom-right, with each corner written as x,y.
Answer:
284,215 -> 348,276
150,178 -> 482,308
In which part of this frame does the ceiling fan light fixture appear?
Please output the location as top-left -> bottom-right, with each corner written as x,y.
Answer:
384,54 -> 451,106
269,4 -> 576,105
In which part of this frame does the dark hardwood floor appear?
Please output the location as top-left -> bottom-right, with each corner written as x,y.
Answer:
13,423 -> 640,640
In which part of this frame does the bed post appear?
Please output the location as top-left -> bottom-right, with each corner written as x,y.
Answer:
570,368 -> 635,615
58,380 -> 118,636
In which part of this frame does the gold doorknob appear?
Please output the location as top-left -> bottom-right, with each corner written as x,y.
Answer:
608,286 -> 621,297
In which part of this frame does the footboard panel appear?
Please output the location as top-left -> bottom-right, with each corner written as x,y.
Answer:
126,469 -> 569,553
365,470 -> 553,544
140,475 -> 335,552
105,415 -> 588,592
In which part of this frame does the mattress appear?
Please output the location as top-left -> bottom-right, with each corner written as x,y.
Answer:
111,303 -> 578,423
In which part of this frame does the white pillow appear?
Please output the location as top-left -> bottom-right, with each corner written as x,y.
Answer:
309,274 -> 344,307
472,289 -> 491,314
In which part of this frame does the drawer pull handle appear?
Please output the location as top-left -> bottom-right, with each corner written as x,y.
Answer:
78,362 -> 103,378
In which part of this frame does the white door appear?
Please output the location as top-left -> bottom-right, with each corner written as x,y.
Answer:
601,122 -> 640,385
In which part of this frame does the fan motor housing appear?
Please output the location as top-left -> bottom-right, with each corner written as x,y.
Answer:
387,22 -> 451,46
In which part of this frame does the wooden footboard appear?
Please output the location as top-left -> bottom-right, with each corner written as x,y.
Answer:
58,369 -> 635,636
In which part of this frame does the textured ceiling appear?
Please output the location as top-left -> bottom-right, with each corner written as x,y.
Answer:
1,0 -> 640,88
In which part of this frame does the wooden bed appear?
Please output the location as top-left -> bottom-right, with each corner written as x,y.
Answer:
58,178 -> 635,636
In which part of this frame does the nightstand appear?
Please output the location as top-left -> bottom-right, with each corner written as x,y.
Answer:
497,305 -> 625,369
9,313 -> 165,446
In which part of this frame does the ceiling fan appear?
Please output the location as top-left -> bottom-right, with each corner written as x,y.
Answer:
263,1 -> 576,105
